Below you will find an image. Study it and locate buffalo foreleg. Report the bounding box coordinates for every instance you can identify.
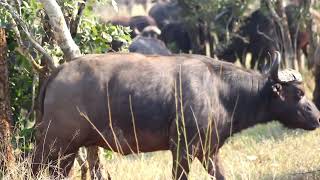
[76,149,89,180]
[170,126,199,180]
[87,146,104,180]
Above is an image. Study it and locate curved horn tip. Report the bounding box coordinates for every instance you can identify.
[269,51,282,81]
[274,51,281,64]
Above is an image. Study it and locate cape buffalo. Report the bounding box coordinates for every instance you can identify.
[32,52,320,180]
[108,15,158,38]
[217,8,281,70]
[129,26,172,55]
[149,2,197,53]
[149,1,182,29]
[108,15,158,51]
[217,4,309,70]
[160,22,192,53]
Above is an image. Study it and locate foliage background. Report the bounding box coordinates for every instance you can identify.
[0,0,131,153]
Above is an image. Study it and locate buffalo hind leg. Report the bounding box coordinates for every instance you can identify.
[76,149,89,180]
[54,152,77,177]
[32,140,78,178]
[199,152,225,180]
[32,125,79,178]
[171,149,192,180]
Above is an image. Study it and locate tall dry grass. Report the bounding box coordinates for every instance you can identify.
[3,122,320,180]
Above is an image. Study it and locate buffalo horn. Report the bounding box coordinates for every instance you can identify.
[269,51,281,81]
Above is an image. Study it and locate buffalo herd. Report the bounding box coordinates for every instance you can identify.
[32,1,319,180]
[108,1,309,70]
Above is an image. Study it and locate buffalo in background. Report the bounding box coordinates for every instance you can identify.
[149,1,193,53]
[117,0,170,14]
[148,1,182,29]
[149,1,239,55]
[108,15,158,38]
[109,0,310,70]
[216,8,281,70]
[159,22,192,53]
[108,15,158,51]
[217,3,310,70]
[129,25,172,55]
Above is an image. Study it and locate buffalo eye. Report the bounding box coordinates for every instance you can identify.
[296,89,305,99]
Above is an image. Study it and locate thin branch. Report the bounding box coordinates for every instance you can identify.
[0,1,56,70]
[265,0,283,29]
[265,0,295,68]
[16,47,44,72]
[311,8,320,23]
[26,75,37,120]
[8,17,44,72]
[229,33,249,44]
[13,0,21,16]
[256,25,274,42]
[70,0,87,38]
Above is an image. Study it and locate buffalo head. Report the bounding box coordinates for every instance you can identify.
[268,51,320,130]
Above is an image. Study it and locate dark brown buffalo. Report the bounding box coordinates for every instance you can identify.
[216,8,281,70]
[108,16,130,27]
[108,15,158,51]
[160,22,192,53]
[149,1,182,29]
[108,15,157,38]
[149,2,194,53]
[32,52,320,180]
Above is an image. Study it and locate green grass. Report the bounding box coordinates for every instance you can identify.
[221,122,320,180]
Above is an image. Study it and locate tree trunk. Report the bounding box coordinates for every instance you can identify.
[0,28,15,169]
[313,45,320,108]
[39,0,81,62]
[306,0,316,68]
[266,0,295,68]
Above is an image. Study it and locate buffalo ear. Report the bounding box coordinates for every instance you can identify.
[272,83,284,100]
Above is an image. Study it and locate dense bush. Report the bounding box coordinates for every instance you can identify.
[0,0,131,152]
